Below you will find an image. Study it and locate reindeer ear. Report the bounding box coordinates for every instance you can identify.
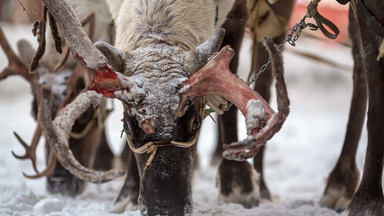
[16,39,36,66]
[95,41,126,72]
[192,28,225,71]
[196,28,225,59]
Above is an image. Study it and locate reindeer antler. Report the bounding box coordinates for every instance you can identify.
[2,10,101,179]
[43,0,107,70]
[34,0,132,183]
[222,38,289,160]
[1,24,55,177]
[12,125,42,174]
[176,38,290,161]
[0,27,30,81]
[40,85,124,183]
[12,124,57,179]
[53,12,96,72]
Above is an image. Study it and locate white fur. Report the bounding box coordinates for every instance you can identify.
[245,99,267,134]
[106,0,125,20]
[101,0,240,211]
[107,0,235,52]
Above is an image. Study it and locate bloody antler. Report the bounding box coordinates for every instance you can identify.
[42,0,106,70]
[39,85,124,183]
[42,0,125,97]
[223,38,289,160]
[176,46,275,117]
[53,12,96,72]
[37,0,128,183]
[176,38,290,161]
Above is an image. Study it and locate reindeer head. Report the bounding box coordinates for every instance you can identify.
[37,0,289,214]
[0,10,110,196]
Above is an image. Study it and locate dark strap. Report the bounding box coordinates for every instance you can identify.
[306,1,340,39]
[214,4,219,26]
[351,0,384,37]
[336,0,350,5]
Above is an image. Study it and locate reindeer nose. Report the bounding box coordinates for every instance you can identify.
[140,119,155,134]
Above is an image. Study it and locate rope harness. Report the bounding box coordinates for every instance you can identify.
[126,129,201,155]
[69,100,113,139]
[126,128,201,204]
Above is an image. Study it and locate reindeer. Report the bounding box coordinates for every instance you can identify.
[318,0,384,215]
[235,1,384,214]
[0,0,115,197]
[34,0,290,215]
[202,1,382,215]
[236,0,384,214]
[209,0,296,203]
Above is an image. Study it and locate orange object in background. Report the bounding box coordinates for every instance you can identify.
[290,0,350,43]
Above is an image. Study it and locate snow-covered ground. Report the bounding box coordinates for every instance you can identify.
[0,20,370,216]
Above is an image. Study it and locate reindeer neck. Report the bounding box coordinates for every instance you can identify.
[114,0,216,52]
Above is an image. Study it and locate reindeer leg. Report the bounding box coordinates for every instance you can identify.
[346,2,384,215]
[251,37,275,202]
[110,143,140,213]
[210,0,246,165]
[320,10,365,212]
[347,47,384,215]
[215,0,261,208]
[222,37,289,160]
[93,131,115,171]
[250,0,294,201]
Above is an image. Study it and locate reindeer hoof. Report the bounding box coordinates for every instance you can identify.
[110,197,139,213]
[217,161,260,208]
[320,188,351,212]
[320,161,360,212]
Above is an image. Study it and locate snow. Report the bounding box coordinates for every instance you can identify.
[33,198,64,214]
[37,69,72,102]
[0,23,371,216]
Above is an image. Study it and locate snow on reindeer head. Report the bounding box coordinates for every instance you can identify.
[37,0,289,215]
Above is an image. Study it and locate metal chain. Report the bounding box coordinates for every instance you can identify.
[248,16,308,86]
[226,16,308,111]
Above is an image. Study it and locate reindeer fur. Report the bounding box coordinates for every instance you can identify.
[109,0,234,52]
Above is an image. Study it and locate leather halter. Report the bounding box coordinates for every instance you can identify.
[306,0,340,39]
[350,0,384,38]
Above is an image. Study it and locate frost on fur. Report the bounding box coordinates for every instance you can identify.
[53,91,103,144]
[245,99,267,134]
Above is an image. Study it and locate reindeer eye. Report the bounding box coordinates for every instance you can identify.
[192,118,201,131]
[123,122,129,133]
[121,121,131,139]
